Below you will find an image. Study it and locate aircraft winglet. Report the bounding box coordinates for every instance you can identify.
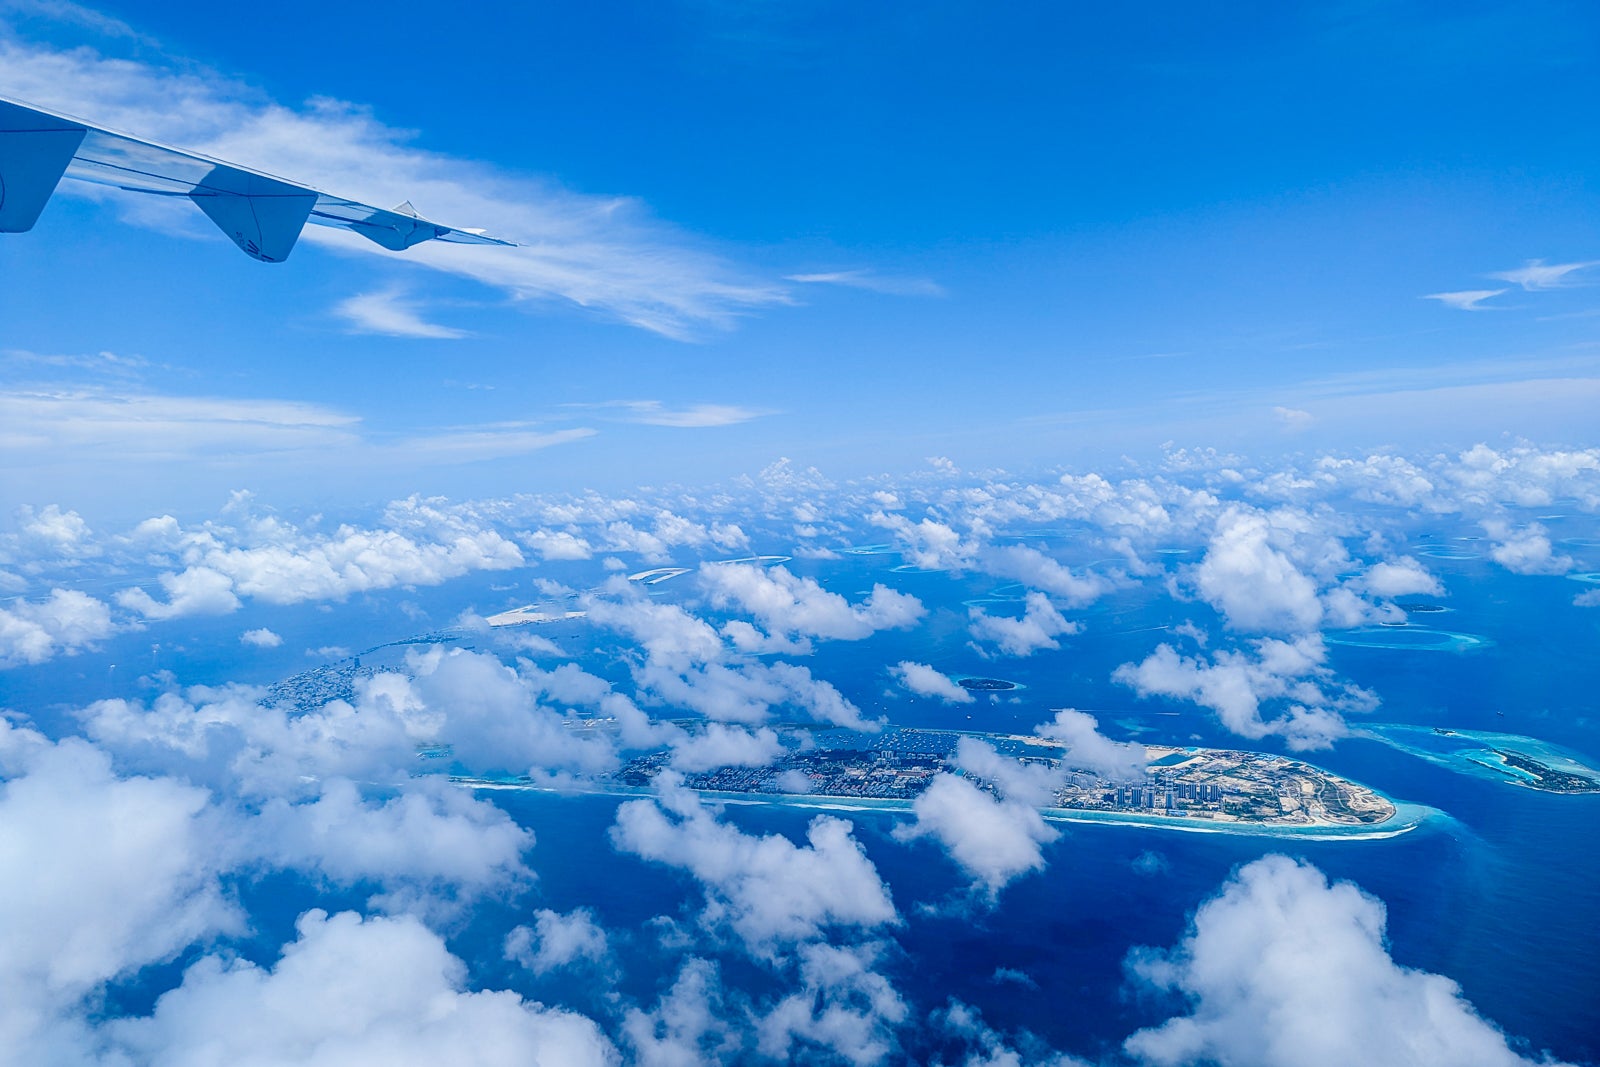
[0,95,516,262]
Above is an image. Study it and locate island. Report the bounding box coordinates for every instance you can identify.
[456,724,1414,837]
[1367,724,1600,794]
[958,677,1018,692]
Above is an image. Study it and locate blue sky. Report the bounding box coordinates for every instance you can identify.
[3,0,1599,511]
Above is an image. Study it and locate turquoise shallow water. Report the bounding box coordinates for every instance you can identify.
[1325,626,1492,651]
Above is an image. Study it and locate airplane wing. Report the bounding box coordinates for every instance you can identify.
[0,94,514,262]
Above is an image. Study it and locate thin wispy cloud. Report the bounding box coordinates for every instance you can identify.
[0,388,360,458]
[333,289,468,339]
[1273,406,1314,431]
[3,348,152,376]
[582,400,771,428]
[1487,258,1599,291]
[387,425,596,463]
[0,387,595,464]
[0,0,157,46]
[1422,289,1507,311]
[0,33,790,340]
[787,270,947,298]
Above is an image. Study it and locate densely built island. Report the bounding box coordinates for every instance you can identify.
[608,726,1396,829]
[448,724,1421,838]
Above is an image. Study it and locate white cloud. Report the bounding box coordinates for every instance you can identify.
[14,503,97,560]
[610,775,897,954]
[505,908,610,976]
[1357,557,1444,598]
[968,591,1078,657]
[118,566,242,620]
[128,504,526,612]
[786,269,946,297]
[622,958,739,1066]
[1124,856,1573,1067]
[952,737,1064,807]
[1481,519,1573,575]
[701,563,924,648]
[595,400,769,428]
[246,777,533,917]
[893,773,1058,898]
[1273,406,1314,431]
[107,909,616,1066]
[978,544,1108,607]
[0,588,116,667]
[333,288,468,339]
[585,588,727,665]
[0,730,239,1060]
[0,387,358,457]
[1487,258,1599,291]
[1192,509,1324,633]
[240,627,283,648]
[935,998,1092,1066]
[1035,709,1147,780]
[0,386,593,468]
[406,647,619,778]
[1113,635,1372,750]
[756,941,909,1065]
[668,723,784,773]
[889,661,974,704]
[870,512,976,571]
[1421,289,1507,311]
[523,529,594,560]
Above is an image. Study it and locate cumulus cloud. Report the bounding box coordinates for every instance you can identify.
[240,626,284,648]
[1191,509,1324,633]
[13,503,98,560]
[890,662,974,704]
[668,723,785,773]
[664,661,872,730]
[0,730,238,1060]
[934,999,1092,1067]
[1481,520,1573,575]
[406,647,619,778]
[118,565,242,620]
[1124,856,1573,1067]
[622,958,739,1066]
[700,563,923,651]
[952,737,1064,807]
[968,592,1079,657]
[1357,557,1444,598]
[893,773,1058,898]
[869,512,976,571]
[246,777,533,917]
[1035,709,1148,780]
[610,775,897,953]
[0,588,116,667]
[107,909,616,1066]
[505,908,610,976]
[977,544,1109,607]
[1113,636,1373,750]
[757,941,909,1065]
